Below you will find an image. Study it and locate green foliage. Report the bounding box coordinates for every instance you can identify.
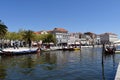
[18,29,26,40]
[42,33,56,44]
[33,34,42,41]
[0,21,8,38]
[21,30,35,48]
[5,32,22,40]
[4,28,57,45]
[0,20,57,45]
[22,30,35,42]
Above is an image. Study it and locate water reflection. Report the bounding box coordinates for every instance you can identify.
[0,47,119,80]
[0,62,6,79]
[41,52,57,70]
[102,49,117,80]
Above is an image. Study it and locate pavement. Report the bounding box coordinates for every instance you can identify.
[115,62,120,80]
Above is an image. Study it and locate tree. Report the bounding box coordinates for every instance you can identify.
[42,33,56,44]
[5,32,20,40]
[33,34,42,41]
[18,29,26,40]
[0,20,8,48]
[22,30,35,48]
[0,21,8,38]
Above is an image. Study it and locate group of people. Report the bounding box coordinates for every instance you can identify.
[13,41,19,49]
[0,40,26,49]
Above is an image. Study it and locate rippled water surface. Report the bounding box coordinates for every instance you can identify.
[0,47,120,80]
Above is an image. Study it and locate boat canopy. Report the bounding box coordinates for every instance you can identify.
[113,40,120,44]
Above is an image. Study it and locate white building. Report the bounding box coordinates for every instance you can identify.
[52,28,69,45]
[94,35,101,45]
[68,33,80,45]
[100,33,118,44]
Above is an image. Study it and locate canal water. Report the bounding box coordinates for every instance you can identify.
[0,47,120,80]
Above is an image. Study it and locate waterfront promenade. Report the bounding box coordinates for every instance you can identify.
[115,63,120,80]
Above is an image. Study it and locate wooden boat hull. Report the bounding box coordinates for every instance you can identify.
[62,48,74,51]
[74,48,80,50]
[0,50,37,56]
[105,49,115,54]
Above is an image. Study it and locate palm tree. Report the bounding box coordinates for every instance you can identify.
[0,22,8,38]
[0,21,8,48]
[22,30,35,48]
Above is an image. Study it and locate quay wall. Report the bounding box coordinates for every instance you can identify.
[115,62,120,80]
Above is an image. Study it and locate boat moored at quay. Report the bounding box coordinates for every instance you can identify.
[0,47,39,56]
[0,46,81,56]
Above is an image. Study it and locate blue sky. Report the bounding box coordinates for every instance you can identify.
[0,0,120,35]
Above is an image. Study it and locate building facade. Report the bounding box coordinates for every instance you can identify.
[68,33,80,45]
[52,28,69,45]
[100,33,118,44]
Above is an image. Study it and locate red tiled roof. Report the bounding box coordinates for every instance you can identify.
[53,28,68,33]
[47,30,52,33]
[34,32,40,35]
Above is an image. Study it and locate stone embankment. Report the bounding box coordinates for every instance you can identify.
[115,63,120,80]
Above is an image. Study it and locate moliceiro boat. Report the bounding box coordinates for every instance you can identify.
[0,47,40,56]
[105,46,116,54]
[74,47,80,50]
[62,46,80,51]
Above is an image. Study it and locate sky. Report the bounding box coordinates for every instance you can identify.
[0,0,120,35]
